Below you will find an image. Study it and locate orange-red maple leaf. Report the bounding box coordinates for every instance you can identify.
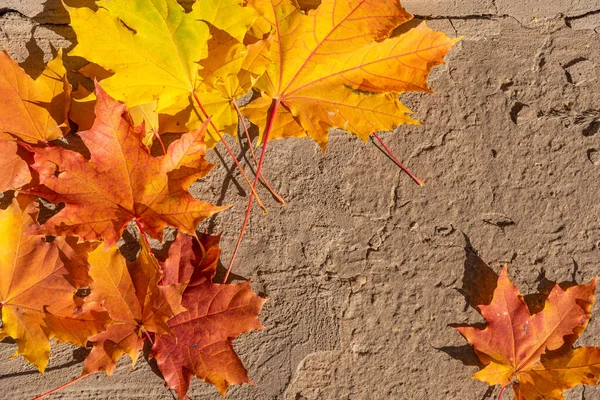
[456,266,600,399]
[151,233,266,398]
[0,196,108,372]
[27,83,227,246]
[82,238,187,376]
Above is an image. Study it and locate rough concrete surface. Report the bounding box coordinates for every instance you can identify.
[1,0,600,399]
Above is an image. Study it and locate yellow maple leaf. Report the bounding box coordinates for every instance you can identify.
[67,0,263,143]
[67,0,209,111]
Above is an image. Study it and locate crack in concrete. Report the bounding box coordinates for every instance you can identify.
[415,8,600,31]
[565,9,600,27]
[414,14,496,21]
[413,13,539,30]
[0,8,30,19]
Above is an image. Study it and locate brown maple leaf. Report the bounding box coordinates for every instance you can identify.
[151,233,266,398]
[26,83,227,246]
[456,266,600,399]
[82,238,187,375]
[0,196,108,372]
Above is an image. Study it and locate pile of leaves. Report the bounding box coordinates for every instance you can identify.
[0,0,461,398]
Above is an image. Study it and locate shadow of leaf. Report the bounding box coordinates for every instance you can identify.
[0,347,88,380]
[457,234,499,312]
[435,344,484,368]
[35,0,97,26]
[439,235,495,370]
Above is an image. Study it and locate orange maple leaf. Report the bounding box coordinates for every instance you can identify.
[243,0,459,149]
[0,196,108,372]
[82,238,187,376]
[0,50,71,143]
[0,134,31,192]
[456,266,600,399]
[151,233,266,398]
[27,83,227,246]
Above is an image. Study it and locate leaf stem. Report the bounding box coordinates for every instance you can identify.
[231,100,285,205]
[371,132,424,187]
[134,219,152,250]
[33,375,87,399]
[191,91,267,213]
[497,385,507,400]
[142,328,154,344]
[224,99,281,283]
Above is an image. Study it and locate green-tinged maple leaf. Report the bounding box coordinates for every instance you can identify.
[82,238,186,376]
[66,0,209,110]
[157,25,270,144]
[456,266,600,399]
[243,0,459,149]
[151,233,266,398]
[66,0,261,143]
[26,83,226,247]
[0,197,108,372]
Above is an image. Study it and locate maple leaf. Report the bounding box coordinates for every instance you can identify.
[456,266,600,399]
[65,0,275,209]
[82,238,187,375]
[0,134,31,192]
[242,0,459,149]
[0,50,71,143]
[0,197,107,372]
[67,0,265,143]
[69,63,163,150]
[66,0,209,111]
[193,0,260,43]
[157,26,270,144]
[27,83,226,246]
[151,233,266,398]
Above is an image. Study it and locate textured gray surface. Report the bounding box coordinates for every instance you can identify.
[1,1,600,399]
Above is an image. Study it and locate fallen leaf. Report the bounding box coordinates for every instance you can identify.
[513,348,600,399]
[67,0,265,143]
[193,0,259,43]
[27,83,226,246]
[70,64,161,147]
[0,50,71,143]
[67,0,209,111]
[0,197,104,372]
[243,0,459,149]
[456,266,600,399]
[152,233,266,398]
[82,238,187,375]
[0,134,31,192]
